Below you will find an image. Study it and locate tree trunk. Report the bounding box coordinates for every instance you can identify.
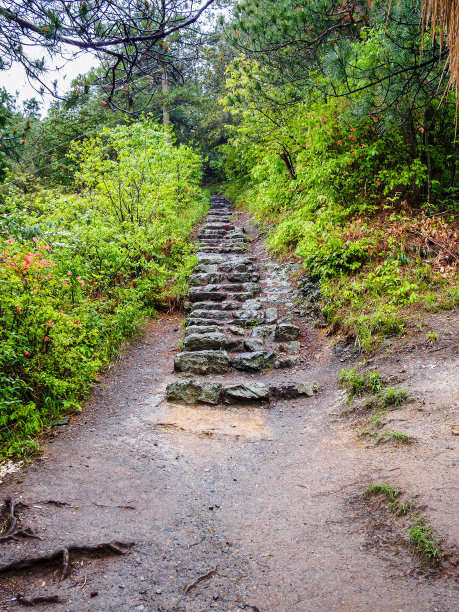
[279,149,297,180]
[161,63,170,129]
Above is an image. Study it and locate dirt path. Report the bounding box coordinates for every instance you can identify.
[0,198,458,611]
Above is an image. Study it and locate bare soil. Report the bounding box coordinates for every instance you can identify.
[0,210,458,611]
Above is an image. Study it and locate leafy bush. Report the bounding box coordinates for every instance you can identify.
[0,120,208,458]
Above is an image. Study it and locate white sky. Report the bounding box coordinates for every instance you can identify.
[1,52,99,116]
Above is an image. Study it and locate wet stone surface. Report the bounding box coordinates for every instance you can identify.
[167,196,319,405]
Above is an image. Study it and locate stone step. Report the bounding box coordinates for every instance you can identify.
[231,351,276,371]
[183,332,228,351]
[188,290,227,302]
[188,310,231,321]
[166,379,319,405]
[184,325,219,336]
[206,223,235,230]
[190,273,223,286]
[174,350,230,374]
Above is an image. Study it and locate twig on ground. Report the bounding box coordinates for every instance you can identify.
[0,541,134,580]
[184,566,218,594]
[16,594,61,607]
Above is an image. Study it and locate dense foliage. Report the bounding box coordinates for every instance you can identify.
[0,120,208,457]
[220,1,458,351]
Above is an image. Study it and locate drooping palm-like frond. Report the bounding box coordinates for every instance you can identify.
[422,0,459,91]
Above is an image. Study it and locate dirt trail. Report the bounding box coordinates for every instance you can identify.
[0,198,458,611]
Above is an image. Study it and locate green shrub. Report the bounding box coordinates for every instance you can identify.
[0,120,208,459]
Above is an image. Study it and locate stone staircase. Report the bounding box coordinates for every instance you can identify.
[166,196,318,405]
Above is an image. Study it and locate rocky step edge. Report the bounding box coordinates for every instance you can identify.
[166,379,319,405]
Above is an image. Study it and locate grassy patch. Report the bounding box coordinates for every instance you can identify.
[361,483,443,564]
[360,429,412,446]
[362,482,401,500]
[408,517,442,561]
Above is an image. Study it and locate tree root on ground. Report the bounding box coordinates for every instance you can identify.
[16,594,61,607]
[0,498,40,543]
[0,541,134,580]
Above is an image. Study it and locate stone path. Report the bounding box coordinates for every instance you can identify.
[167,196,317,406]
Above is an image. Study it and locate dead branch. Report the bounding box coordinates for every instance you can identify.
[0,541,134,580]
[408,229,459,261]
[16,594,61,607]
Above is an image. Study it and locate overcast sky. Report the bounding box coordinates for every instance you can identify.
[1,52,99,116]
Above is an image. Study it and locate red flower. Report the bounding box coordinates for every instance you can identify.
[24,350,30,355]
[44,336,50,342]
[46,321,54,327]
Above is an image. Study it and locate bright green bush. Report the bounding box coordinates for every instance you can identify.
[0,120,208,458]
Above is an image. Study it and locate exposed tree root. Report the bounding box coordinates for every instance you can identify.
[16,594,61,607]
[0,541,134,580]
[0,498,40,543]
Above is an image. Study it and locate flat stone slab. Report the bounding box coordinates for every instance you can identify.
[174,350,230,374]
[223,382,270,404]
[183,332,228,351]
[231,351,276,371]
[190,273,223,286]
[189,290,227,302]
[166,380,222,404]
[184,325,219,336]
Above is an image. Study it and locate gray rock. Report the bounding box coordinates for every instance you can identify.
[189,302,222,311]
[183,332,228,351]
[166,379,222,404]
[297,381,319,396]
[232,310,265,326]
[231,351,276,371]
[197,255,224,264]
[198,382,223,404]
[174,350,230,374]
[229,325,246,336]
[185,318,227,328]
[251,325,276,341]
[189,310,230,321]
[269,384,299,399]
[190,273,222,286]
[243,282,260,296]
[189,290,227,302]
[265,307,278,324]
[276,318,300,341]
[244,339,265,352]
[226,338,245,352]
[184,325,219,336]
[242,298,262,311]
[195,263,219,274]
[223,382,270,403]
[227,272,251,283]
[274,355,301,368]
[221,301,239,310]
